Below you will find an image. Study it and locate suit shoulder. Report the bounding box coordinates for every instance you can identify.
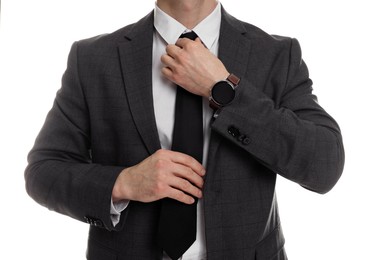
[243,21,292,44]
[73,23,134,49]
[74,10,153,50]
[225,12,293,46]
[241,21,298,54]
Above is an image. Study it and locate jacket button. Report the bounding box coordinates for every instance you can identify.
[94,220,103,227]
[84,216,103,227]
[238,134,250,145]
[228,126,240,138]
[242,136,250,145]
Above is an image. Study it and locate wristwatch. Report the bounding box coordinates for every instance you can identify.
[209,73,240,110]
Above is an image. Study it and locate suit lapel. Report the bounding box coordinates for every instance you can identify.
[203,9,253,253]
[207,8,252,167]
[118,12,161,155]
[218,8,251,84]
[116,9,251,157]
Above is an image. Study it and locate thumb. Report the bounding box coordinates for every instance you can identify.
[195,37,207,49]
[195,37,202,43]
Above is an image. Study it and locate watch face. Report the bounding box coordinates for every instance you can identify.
[212,81,235,105]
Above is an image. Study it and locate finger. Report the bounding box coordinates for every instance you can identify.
[160,53,176,68]
[165,44,181,58]
[175,37,194,48]
[171,176,203,199]
[177,37,204,50]
[161,67,174,81]
[167,187,196,205]
[171,162,204,188]
[169,151,205,176]
[154,149,205,176]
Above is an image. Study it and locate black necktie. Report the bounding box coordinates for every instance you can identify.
[157,31,203,260]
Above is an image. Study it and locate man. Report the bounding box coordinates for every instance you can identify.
[25,0,344,259]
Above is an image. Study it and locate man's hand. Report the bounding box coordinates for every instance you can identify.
[161,37,229,97]
[112,149,205,205]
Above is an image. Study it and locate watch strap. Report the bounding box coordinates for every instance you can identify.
[227,73,240,87]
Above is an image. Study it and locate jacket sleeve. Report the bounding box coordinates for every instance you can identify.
[24,41,126,231]
[211,38,344,194]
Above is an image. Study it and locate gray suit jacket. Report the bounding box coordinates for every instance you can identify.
[25,8,344,260]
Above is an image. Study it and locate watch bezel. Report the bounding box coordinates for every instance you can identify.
[209,73,240,110]
[210,80,235,107]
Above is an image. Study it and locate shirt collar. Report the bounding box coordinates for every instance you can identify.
[154,2,221,49]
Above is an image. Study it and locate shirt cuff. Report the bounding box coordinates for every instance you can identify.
[110,198,130,227]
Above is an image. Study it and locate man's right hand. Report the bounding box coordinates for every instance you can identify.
[112,149,205,205]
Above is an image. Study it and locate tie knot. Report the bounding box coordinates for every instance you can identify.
[179,31,198,41]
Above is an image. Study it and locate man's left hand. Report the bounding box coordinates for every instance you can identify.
[161,37,229,97]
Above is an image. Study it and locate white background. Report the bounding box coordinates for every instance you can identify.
[1,0,370,259]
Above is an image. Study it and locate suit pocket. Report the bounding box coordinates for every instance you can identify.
[86,239,117,260]
[255,224,287,260]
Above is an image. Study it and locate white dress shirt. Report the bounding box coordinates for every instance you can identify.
[111,3,222,259]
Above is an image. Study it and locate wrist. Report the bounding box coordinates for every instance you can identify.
[203,71,230,98]
[112,168,131,202]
